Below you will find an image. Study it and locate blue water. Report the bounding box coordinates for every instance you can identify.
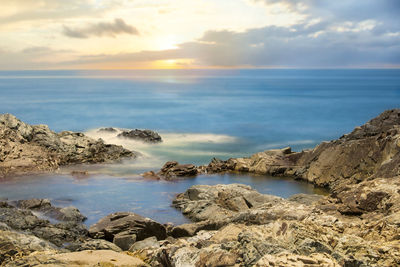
[0,173,327,225]
[0,69,399,225]
[1,69,399,162]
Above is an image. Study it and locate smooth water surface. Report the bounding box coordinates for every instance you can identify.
[0,173,326,225]
[1,69,399,167]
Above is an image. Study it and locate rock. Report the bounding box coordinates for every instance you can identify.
[8,250,149,267]
[89,212,167,250]
[205,109,400,191]
[14,198,87,223]
[287,193,325,206]
[254,252,340,267]
[158,161,198,179]
[73,239,123,252]
[172,184,282,222]
[129,236,160,251]
[118,129,162,143]
[0,200,89,247]
[142,171,161,180]
[0,114,135,177]
[206,157,235,173]
[0,229,59,264]
[98,127,118,133]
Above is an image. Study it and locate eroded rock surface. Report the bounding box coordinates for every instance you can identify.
[134,182,400,266]
[89,212,167,251]
[227,109,400,190]
[0,114,135,177]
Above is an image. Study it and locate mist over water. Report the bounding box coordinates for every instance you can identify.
[0,69,399,224]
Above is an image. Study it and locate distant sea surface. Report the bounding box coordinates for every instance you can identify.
[1,69,399,166]
[0,69,399,224]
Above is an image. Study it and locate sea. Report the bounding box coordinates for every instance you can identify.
[0,69,399,224]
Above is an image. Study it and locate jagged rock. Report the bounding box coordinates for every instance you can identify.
[0,114,135,177]
[118,129,162,143]
[158,161,198,179]
[0,200,89,247]
[206,157,235,173]
[89,212,167,251]
[205,109,399,193]
[172,184,282,222]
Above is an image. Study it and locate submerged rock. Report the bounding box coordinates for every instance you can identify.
[0,114,135,178]
[118,129,162,143]
[89,212,167,251]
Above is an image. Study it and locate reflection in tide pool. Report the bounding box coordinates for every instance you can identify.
[0,173,327,226]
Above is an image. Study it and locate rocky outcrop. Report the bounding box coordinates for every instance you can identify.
[0,200,88,248]
[14,198,87,223]
[0,114,135,177]
[89,212,167,251]
[133,182,400,266]
[206,109,400,191]
[158,161,198,180]
[118,129,162,143]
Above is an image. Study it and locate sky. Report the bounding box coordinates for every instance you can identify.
[0,0,399,69]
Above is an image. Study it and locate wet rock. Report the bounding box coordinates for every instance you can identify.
[118,129,162,143]
[142,171,161,180]
[89,212,167,250]
[15,198,87,223]
[0,200,89,247]
[158,161,198,179]
[206,157,235,173]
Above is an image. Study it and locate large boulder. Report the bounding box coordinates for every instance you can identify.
[89,212,167,251]
[0,114,135,177]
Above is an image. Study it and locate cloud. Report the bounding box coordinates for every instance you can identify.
[63,18,139,38]
[60,17,400,68]
[0,0,115,25]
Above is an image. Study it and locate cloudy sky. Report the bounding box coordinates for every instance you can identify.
[0,0,399,69]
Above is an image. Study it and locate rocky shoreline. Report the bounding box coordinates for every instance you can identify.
[0,114,136,178]
[0,109,399,266]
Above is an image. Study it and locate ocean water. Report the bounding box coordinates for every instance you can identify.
[0,69,399,224]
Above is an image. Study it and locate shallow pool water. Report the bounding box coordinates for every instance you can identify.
[0,173,326,226]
